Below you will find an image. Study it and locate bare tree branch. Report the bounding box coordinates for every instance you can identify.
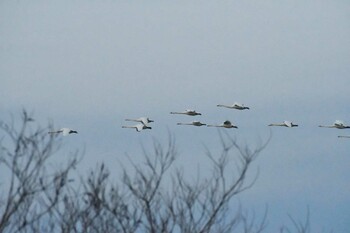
[1,110,322,233]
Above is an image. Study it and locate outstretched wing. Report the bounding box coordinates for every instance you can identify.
[284,121,292,127]
[223,120,232,126]
[138,117,147,125]
[334,120,344,127]
[136,124,144,132]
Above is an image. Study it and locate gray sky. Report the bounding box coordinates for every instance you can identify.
[1,0,350,231]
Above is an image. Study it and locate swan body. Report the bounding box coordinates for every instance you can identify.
[217,102,249,110]
[125,117,154,125]
[48,128,78,136]
[268,121,298,127]
[122,123,152,132]
[207,120,238,128]
[319,120,350,129]
[177,121,206,127]
[170,109,201,116]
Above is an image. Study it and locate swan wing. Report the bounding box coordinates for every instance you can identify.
[193,121,205,126]
[185,109,196,114]
[223,120,232,126]
[139,117,148,124]
[334,120,344,126]
[283,121,292,127]
[136,124,144,132]
[61,128,70,136]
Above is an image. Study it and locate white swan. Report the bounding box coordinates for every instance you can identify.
[338,135,350,138]
[48,128,78,136]
[319,120,350,129]
[170,109,202,116]
[177,121,206,127]
[217,102,249,110]
[125,117,154,125]
[207,120,238,129]
[268,121,298,127]
[122,123,152,132]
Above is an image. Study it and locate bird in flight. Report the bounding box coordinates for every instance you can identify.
[177,121,206,127]
[125,117,154,125]
[48,128,78,136]
[217,102,250,110]
[319,120,350,129]
[122,123,152,132]
[268,121,298,127]
[338,135,350,138]
[170,109,202,116]
[207,120,238,128]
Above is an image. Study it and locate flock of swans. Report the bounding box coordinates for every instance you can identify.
[48,102,350,138]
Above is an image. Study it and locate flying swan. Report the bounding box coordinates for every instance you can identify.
[268,121,298,127]
[217,102,250,110]
[170,109,202,116]
[177,121,206,127]
[122,123,152,132]
[48,128,78,136]
[125,117,154,125]
[207,120,238,128]
[319,120,350,129]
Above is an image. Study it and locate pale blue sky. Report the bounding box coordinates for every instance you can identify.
[1,0,350,232]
